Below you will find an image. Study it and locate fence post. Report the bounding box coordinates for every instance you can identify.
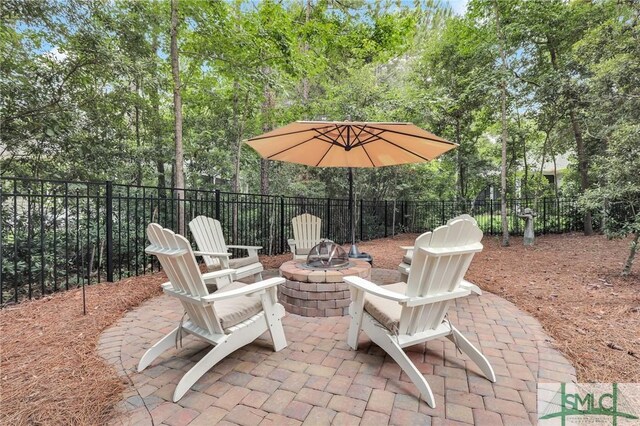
[359,199,364,241]
[105,181,114,282]
[543,198,547,234]
[326,198,331,240]
[215,189,220,220]
[280,197,285,253]
[490,199,494,235]
[384,200,388,237]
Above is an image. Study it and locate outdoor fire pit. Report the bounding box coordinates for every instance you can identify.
[278,242,371,317]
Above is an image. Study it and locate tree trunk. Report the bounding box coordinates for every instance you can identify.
[170,0,185,234]
[301,0,311,107]
[455,117,465,208]
[494,0,510,247]
[623,233,639,276]
[231,81,241,193]
[150,35,166,199]
[230,81,249,242]
[547,41,593,235]
[569,108,594,235]
[260,68,274,195]
[134,77,142,186]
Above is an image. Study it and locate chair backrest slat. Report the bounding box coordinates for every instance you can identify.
[146,223,224,335]
[189,216,228,269]
[400,218,483,335]
[292,213,322,251]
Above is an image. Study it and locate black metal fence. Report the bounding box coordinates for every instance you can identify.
[1,176,588,305]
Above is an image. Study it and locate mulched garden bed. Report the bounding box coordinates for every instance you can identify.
[0,233,638,425]
[0,273,165,425]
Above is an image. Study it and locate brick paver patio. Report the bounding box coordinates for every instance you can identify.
[100,269,575,425]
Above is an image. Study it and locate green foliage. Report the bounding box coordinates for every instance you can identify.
[581,125,640,239]
[1,0,638,212]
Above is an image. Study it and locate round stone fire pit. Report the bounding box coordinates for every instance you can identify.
[278,259,371,317]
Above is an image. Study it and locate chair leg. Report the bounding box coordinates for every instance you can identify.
[447,325,496,382]
[173,321,268,401]
[261,296,287,352]
[347,299,364,350]
[373,330,436,408]
[138,327,180,372]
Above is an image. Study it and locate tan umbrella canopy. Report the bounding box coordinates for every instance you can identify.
[246,121,457,168]
[246,121,457,259]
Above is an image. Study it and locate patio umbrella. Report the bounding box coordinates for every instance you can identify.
[246,121,457,259]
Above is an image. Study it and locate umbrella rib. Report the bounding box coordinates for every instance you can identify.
[313,126,347,147]
[364,125,456,145]
[352,126,377,167]
[266,136,317,159]
[352,125,369,145]
[267,127,341,159]
[315,143,334,167]
[361,144,377,167]
[351,125,385,146]
[359,128,434,162]
[335,125,348,148]
[248,125,333,141]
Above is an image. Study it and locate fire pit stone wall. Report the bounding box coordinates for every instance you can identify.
[278,260,371,317]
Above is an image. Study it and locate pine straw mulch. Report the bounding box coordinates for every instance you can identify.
[267,233,638,383]
[0,273,165,425]
[1,233,638,425]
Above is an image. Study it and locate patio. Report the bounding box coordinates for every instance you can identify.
[101,269,575,426]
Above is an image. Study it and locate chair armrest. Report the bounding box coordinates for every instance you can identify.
[227,245,262,257]
[419,243,483,257]
[399,246,414,258]
[201,277,285,303]
[460,280,482,295]
[201,268,236,281]
[194,251,231,258]
[343,276,409,302]
[287,239,296,252]
[227,245,263,251]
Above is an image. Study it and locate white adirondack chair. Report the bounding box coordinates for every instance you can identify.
[398,214,478,282]
[189,215,263,282]
[345,218,496,408]
[138,223,288,402]
[287,213,329,260]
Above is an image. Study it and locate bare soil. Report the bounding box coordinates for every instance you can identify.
[0,233,638,425]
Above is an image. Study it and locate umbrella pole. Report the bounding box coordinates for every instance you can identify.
[348,168,361,257]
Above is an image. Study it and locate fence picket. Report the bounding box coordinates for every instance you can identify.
[0,176,605,305]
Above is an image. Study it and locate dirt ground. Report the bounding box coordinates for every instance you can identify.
[0,233,638,425]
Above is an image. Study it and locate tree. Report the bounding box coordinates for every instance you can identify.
[581,126,640,276]
[578,1,640,275]
[493,0,511,247]
[170,0,185,234]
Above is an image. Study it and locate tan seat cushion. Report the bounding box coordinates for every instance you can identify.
[212,281,263,329]
[363,282,407,331]
[296,247,311,256]
[207,255,260,271]
[402,255,412,265]
[229,255,260,270]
